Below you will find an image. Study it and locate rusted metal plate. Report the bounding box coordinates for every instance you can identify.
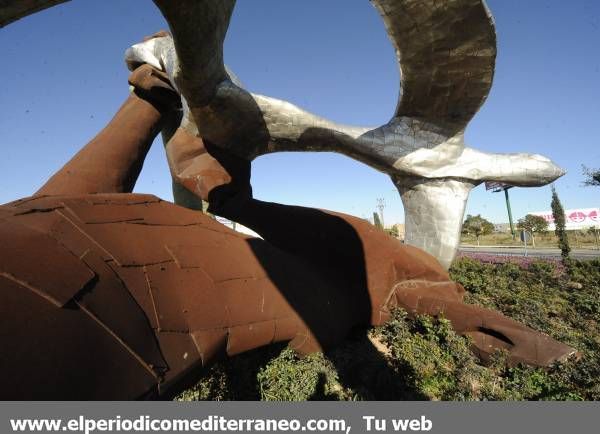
[156,331,202,392]
[145,262,226,333]
[77,250,167,373]
[72,222,174,266]
[165,237,264,281]
[14,209,98,258]
[191,329,228,365]
[112,264,159,329]
[217,277,278,327]
[63,197,205,226]
[0,274,157,400]
[63,201,145,224]
[144,263,190,333]
[227,321,276,356]
[0,219,95,307]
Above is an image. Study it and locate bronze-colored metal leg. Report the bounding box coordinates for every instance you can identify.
[36,65,179,196]
[393,285,577,366]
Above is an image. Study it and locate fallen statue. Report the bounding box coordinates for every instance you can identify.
[0,61,575,400]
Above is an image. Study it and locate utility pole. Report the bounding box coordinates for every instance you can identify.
[377,198,386,229]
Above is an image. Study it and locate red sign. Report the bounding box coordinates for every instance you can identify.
[568,211,586,223]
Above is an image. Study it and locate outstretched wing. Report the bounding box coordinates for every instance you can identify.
[0,0,69,27]
[371,0,496,133]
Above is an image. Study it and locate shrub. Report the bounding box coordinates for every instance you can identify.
[551,186,571,265]
[177,257,600,401]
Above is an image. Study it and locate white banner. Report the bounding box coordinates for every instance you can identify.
[531,208,600,231]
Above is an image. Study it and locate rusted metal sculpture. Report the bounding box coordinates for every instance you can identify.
[0,60,575,399]
[0,1,576,400]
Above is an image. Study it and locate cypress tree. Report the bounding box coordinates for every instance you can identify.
[373,212,383,229]
[551,186,571,264]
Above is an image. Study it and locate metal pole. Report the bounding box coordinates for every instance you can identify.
[377,198,386,229]
[504,188,515,239]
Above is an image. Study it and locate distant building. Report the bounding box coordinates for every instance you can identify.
[391,223,405,240]
[493,223,512,233]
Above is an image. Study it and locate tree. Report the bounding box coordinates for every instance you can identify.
[582,165,600,187]
[462,214,494,246]
[386,225,400,239]
[588,226,600,250]
[517,214,548,247]
[551,186,570,263]
[373,212,383,229]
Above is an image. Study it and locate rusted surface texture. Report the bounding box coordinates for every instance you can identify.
[167,125,577,370]
[0,97,575,394]
[0,3,575,399]
[0,197,165,399]
[36,65,178,197]
[3,108,570,399]
[0,194,337,398]
[166,128,251,214]
[0,191,576,399]
[0,273,158,400]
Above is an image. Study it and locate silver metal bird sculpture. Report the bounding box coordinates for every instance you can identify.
[0,0,565,268]
[124,0,563,268]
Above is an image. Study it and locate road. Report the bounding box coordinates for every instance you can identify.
[459,246,600,261]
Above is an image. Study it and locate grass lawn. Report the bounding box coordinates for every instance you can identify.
[177,256,600,401]
[461,231,600,249]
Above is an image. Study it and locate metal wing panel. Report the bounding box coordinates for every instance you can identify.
[152,0,235,106]
[371,0,496,132]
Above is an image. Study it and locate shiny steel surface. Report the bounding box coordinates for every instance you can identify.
[125,0,565,268]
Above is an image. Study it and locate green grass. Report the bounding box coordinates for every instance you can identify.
[460,231,600,249]
[177,258,600,401]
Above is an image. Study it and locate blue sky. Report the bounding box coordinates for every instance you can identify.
[0,0,598,224]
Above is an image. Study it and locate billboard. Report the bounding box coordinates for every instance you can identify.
[215,216,261,238]
[484,181,512,192]
[530,208,600,231]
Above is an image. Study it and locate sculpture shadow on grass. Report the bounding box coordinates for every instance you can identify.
[181,332,429,401]
[198,145,425,398]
